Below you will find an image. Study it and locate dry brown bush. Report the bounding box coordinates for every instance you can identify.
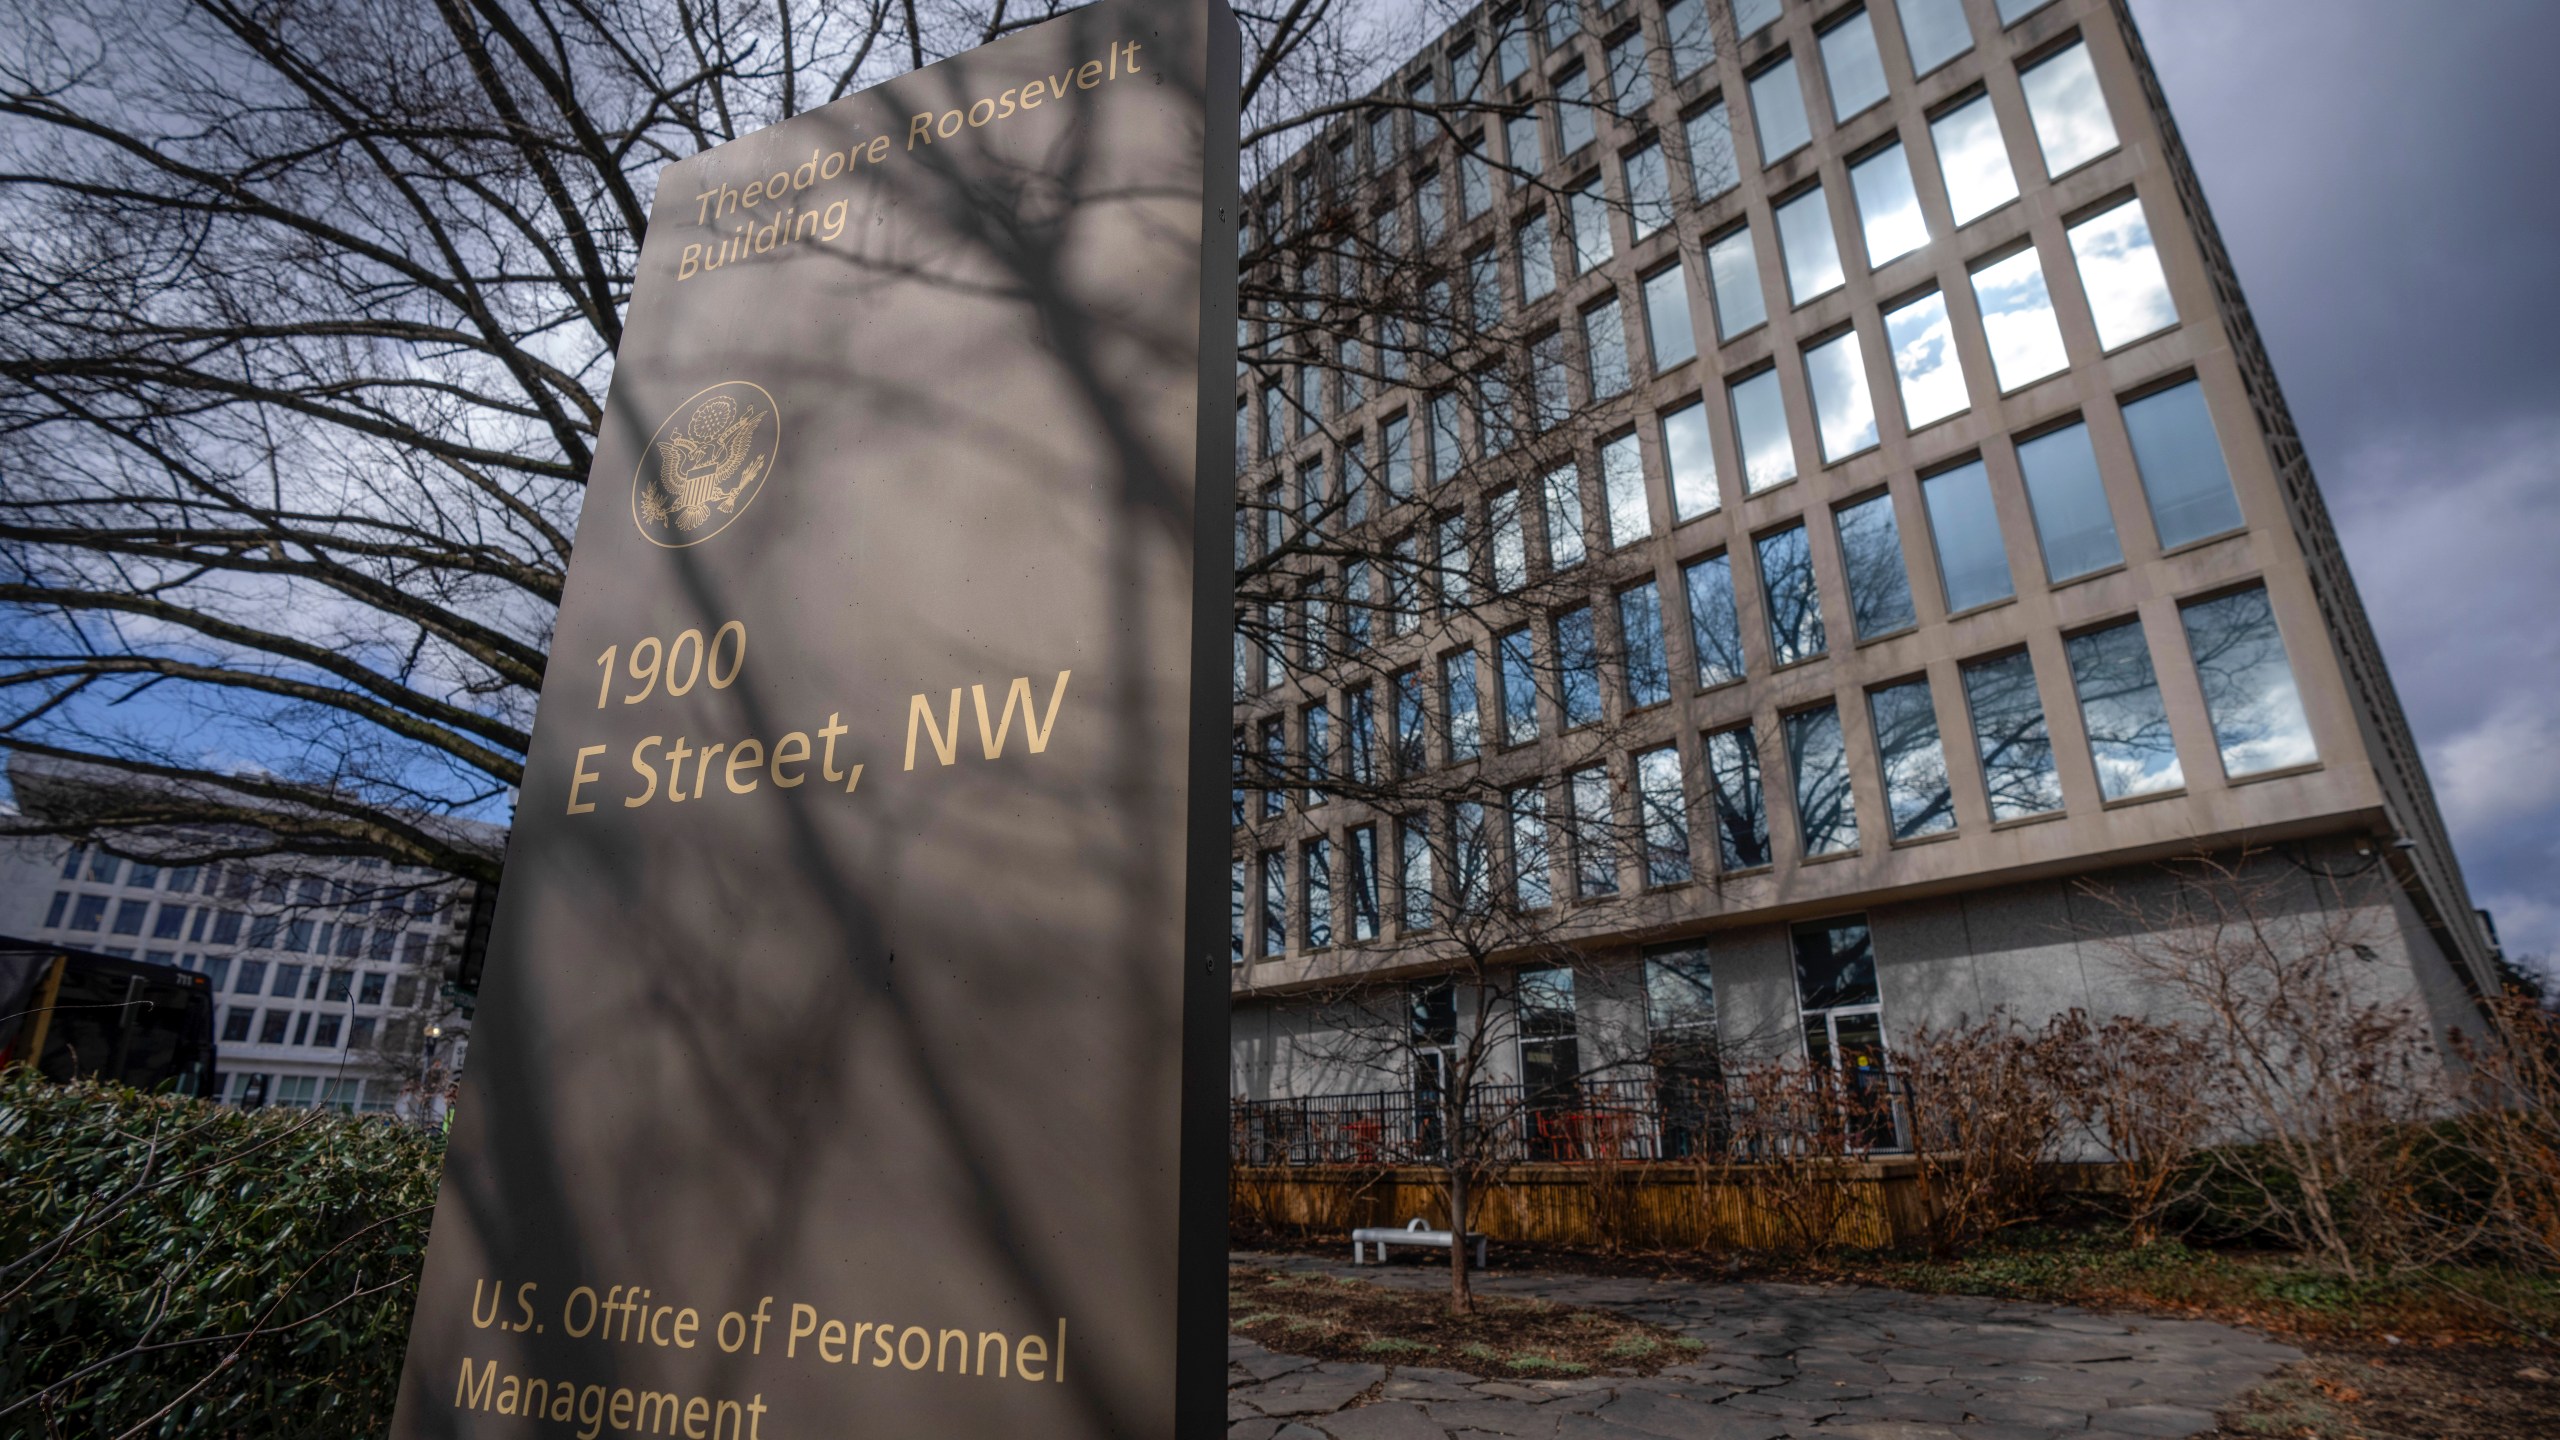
[1695,1061,1877,1255]
[2452,992,2560,1271]
[1897,1013,2079,1256]
[2046,1009,2219,1244]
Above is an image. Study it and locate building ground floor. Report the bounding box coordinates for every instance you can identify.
[1228,840,2486,1158]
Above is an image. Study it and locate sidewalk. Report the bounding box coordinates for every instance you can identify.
[1228,1251,2300,1440]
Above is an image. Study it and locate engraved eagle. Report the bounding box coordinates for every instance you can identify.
[646,395,768,532]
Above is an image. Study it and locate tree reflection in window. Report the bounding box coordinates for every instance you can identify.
[1706,726,1770,869]
[1683,552,1747,686]
[2181,586,2316,776]
[1756,523,1828,665]
[2066,619,2183,800]
[1868,678,1956,838]
[1961,650,2065,820]
[1554,606,1602,726]
[1835,493,1916,639]
[1786,704,1860,856]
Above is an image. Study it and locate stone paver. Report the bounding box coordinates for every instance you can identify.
[1228,1253,2298,1440]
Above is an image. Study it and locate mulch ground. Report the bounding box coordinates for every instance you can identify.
[2205,1345,2559,1439]
[1229,1265,1699,1378]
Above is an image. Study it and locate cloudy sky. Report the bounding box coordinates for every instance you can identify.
[2127,0,2560,969]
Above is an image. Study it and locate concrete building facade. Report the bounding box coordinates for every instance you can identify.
[1227,0,2496,1115]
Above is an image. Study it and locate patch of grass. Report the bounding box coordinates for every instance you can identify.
[1605,1335,1661,1359]
[1359,1337,1430,1355]
[1506,1354,1590,1375]
[1228,1265,1689,1377]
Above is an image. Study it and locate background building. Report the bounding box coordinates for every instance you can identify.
[1228,0,2498,1118]
[0,756,496,1117]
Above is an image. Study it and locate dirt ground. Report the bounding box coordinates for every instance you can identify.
[1229,1264,1697,1377]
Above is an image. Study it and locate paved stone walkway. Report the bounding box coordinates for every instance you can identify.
[1229,1253,2300,1440]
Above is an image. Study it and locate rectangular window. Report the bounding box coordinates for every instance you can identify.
[1682,553,1747,686]
[1625,142,1673,238]
[1970,246,2070,391]
[1345,561,1373,653]
[2017,420,2124,581]
[42,891,67,929]
[1429,392,1464,484]
[1453,802,1492,914]
[324,969,352,1002]
[1620,581,1671,707]
[1570,765,1619,896]
[1304,701,1331,805]
[1641,262,1697,369]
[1636,746,1693,885]
[69,894,107,931]
[1835,492,1917,639]
[1260,851,1287,956]
[1962,650,2065,819]
[1543,0,1578,53]
[1343,439,1369,526]
[1849,143,1928,267]
[1730,368,1795,493]
[1436,511,1472,611]
[1297,457,1325,530]
[234,958,266,995]
[2020,41,2117,176]
[2068,620,2184,800]
[1820,11,1890,121]
[1517,211,1556,304]
[1508,786,1553,909]
[1260,716,1286,818]
[1686,100,1738,201]
[1260,601,1284,689]
[111,898,148,936]
[1477,368,1516,455]
[1786,704,1860,856]
[1558,66,1597,155]
[1383,413,1413,499]
[1601,431,1651,547]
[360,970,386,1005]
[1804,328,1879,462]
[1774,186,1845,303]
[222,1007,253,1043]
[1417,167,1447,246]
[1897,0,1973,75]
[1491,489,1528,593]
[248,913,280,948]
[1756,523,1827,665]
[313,1013,343,1050]
[88,851,120,884]
[1705,726,1771,869]
[1582,297,1631,398]
[1884,290,1969,429]
[1607,29,1652,113]
[1931,92,2018,225]
[1570,178,1613,272]
[1735,0,1782,34]
[2122,380,2243,547]
[2181,586,2317,776]
[2068,198,2176,349]
[1499,628,1541,745]
[1750,58,1812,165]
[1497,18,1531,88]
[59,845,83,881]
[1921,459,2013,612]
[1346,685,1378,786]
[1646,943,1717,1059]
[1443,650,1482,761]
[152,903,187,940]
[1468,245,1503,328]
[1531,330,1571,429]
[1869,679,1956,838]
[1664,0,1714,76]
[1394,669,1428,773]
[1554,607,1602,727]
[1543,465,1588,569]
[1348,826,1381,941]
[1400,815,1435,930]
[1338,338,1364,413]
[1303,839,1334,949]
[259,1009,290,1045]
[1661,400,1719,521]
[1706,224,1766,339]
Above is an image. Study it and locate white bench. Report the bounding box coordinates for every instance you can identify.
[1350,1216,1488,1267]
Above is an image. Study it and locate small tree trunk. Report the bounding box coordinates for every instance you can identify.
[1448,1165,1473,1313]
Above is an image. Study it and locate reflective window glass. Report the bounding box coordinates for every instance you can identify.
[1820,11,1890,121]
[1921,459,2014,612]
[1643,262,1697,369]
[1602,431,1651,547]
[1706,726,1771,869]
[1401,815,1434,929]
[1751,58,1813,165]
[1970,246,2070,391]
[1572,765,1618,897]
[1805,328,1880,463]
[1584,297,1632,398]
[1895,0,1973,75]
[1836,492,1917,639]
[1303,839,1333,949]
[1930,93,2018,225]
[1430,392,1464,483]
[2020,41,2117,176]
[1869,679,1955,838]
[1497,13,1531,87]
[1997,0,2055,20]
[1544,1,1579,53]
[1622,582,1671,706]
[1961,650,2064,820]
[1687,100,1739,201]
[1661,399,1719,519]
[1259,850,1285,955]
[2067,620,2183,800]
[2011,423,2118,584]
[1558,66,1598,155]
[1786,705,1860,856]
[1509,787,1553,909]
[1707,224,1768,338]
[1793,918,1878,1010]
[1349,826,1380,940]
[1443,649,1481,761]
[1543,464,1588,568]
[1775,186,1846,303]
[1570,178,1614,271]
[1730,368,1796,492]
[1507,111,1545,180]
[2122,380,2243,547]
[1531,329,1571,428]
[1626,142,1674,238]
[2181,586,2317,776]
[1636,748,1693,886]
[1555,606,1603,726]
[2068,197,2176,349]
[1735,0,1783,37]
[1491,488,1529,593]
[1849,143,1928,267]
[1460,141,1494,218]
[1756,523,1827,665]
[1609,29,1653,112]
[1884,290,1969,428]
[1683,553,1747,687]
[1499,627,1541,744]
[1518,210,1556,303]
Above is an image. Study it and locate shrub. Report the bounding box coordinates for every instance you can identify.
[0,1072,441,1439]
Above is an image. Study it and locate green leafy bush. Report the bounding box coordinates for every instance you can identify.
[0,1072,442,1438]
